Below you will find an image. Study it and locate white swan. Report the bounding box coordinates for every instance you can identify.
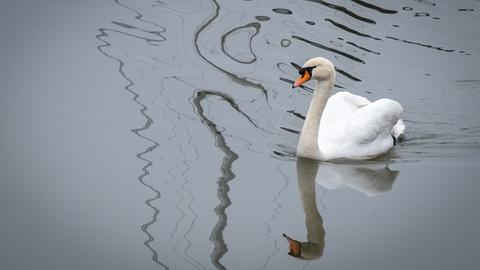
[292,57,405,160]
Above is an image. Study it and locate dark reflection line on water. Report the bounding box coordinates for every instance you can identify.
[201,89,261,129]
[324,18,381,41]
[193,0,271,104]
[413,12,430,17]
[272,8,293,15]
[255,15,271,21]
[192,90,241,270]
[272,150,296,159]
[350,0,398,14]
[335,67,362,82]
[346,41,381,55]
[386,36,456,53]
[287,110,306,120]
[111,20,167,39]
[455,79,480,83]
[111,20,137,29]
[256,165,291,270]
[292,35,366,64]
[99,28,164,46]
[96,29,169,270]
[174,75,273,137]
[220,22,260,64]
[290,61,302,71]
[281,127,301,135]
[174,73,264,159]
[114,0,167,37]
[305,0,376,24]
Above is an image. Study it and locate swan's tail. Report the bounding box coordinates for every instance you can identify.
[392,119,405,142]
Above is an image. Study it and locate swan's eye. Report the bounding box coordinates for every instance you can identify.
[299,66,316,76]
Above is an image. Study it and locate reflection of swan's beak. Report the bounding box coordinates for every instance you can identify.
[292,72,311,88]
[283,232,325,260]
[283,158,399,262]
[283,233,302,258]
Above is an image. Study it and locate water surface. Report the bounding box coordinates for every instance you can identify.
[1,0,480,269]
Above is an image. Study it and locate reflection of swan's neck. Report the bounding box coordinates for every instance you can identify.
[297,79,333,160]
[291,158,325,260]
[298,160,325,245]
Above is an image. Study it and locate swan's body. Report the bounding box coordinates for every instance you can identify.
[293,57,405,160]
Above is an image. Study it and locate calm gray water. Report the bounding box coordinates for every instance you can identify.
[1,0,480,269]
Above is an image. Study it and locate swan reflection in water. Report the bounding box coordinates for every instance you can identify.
[283,157,399,260]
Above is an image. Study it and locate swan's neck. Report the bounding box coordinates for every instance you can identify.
[297,79,333,160]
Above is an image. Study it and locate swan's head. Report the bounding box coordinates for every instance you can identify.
[292,57,335,88]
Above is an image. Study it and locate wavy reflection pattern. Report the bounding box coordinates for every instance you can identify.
[96,26,169,270]
[192,91,241,270]
[96,0,480,269]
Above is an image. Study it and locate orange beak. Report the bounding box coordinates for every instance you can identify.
[283,233,301,257]
[292,72,311,88]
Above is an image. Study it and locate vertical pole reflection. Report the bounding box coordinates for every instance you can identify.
[192,90,241,270]
[96,29,168,269]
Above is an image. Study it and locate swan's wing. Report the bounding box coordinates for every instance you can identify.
[317,92,402,159]
[344,98,403,152]
[318,91,371,141]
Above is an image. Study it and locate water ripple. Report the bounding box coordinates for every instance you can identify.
[96,27,169,270]
[192,90,242,270]
[256,165,290,270]
[345,40,381,55]
[292,35,366,64]
[385,36,457,53]
[351,0,398,14]
[306,0,376,24]
[325,18,381,41]
[220,22,260,64]
[193,0,270,99]
[114,0,167,37]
